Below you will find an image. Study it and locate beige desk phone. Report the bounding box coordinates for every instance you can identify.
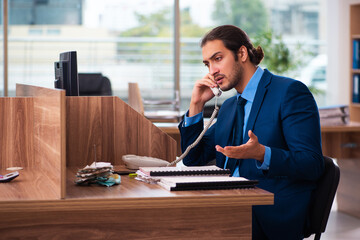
[210,86,221,97]
[123,87,222,169]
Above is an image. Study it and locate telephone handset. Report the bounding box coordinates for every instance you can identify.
[211,87,222,97]
[122,86,221,169]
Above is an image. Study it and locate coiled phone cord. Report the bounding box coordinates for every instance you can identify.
[167,97,220,166]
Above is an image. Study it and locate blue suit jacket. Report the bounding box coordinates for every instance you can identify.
[179,69,324,239]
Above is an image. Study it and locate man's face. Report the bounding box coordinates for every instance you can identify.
[202,39,243,92]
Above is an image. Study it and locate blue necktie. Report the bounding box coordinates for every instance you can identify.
[227,97,246,174]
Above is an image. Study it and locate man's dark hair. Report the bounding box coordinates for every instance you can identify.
[201,25,264,65]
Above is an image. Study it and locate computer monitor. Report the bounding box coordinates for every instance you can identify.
[54,51,79,96]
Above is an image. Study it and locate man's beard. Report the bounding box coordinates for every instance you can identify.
[219,62,243,92]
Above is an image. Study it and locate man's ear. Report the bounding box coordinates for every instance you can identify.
[237,46,248,62]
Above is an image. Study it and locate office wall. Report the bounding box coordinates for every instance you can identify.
[327,0,360,106]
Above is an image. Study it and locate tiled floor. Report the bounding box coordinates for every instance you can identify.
[317,211,360,240]
[304,201,360,240]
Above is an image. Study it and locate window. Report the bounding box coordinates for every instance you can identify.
[7,0,174,99]
[0,1,4,96]
[4,0,326,107]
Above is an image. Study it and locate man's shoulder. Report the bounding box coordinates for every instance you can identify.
[265,69,293,82]
[264,69,307,89]
[221,95,237,107]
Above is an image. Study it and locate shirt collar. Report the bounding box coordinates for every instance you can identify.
[236,66,264,103]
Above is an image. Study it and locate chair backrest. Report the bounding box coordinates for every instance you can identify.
[128,82,145,115]
[128,82,183,122]
[79,73,112,96]
[304,156,340,239]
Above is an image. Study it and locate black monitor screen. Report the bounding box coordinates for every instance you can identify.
[54,51,79,96]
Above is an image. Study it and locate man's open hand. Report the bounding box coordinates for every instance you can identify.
[215,130,265,162]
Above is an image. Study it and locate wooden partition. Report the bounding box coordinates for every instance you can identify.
[0,84,65,200]
[0,84,176,200]
[0,97,34,168]
[66,96,177,167]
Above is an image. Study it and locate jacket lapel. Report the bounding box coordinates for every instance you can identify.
[243,69,272,143]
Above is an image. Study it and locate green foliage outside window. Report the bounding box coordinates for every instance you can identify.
[212,0,323,96]
[120,7,209,38]
[119,1,323,95]
[212,0,268,36]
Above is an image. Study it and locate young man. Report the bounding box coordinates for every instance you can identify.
[179,25,324,240]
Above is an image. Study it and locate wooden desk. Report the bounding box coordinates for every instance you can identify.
[0,167,273,239]
[0,85,273,239]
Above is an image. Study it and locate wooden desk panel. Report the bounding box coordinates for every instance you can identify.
[321,131,360,159]
[0,98,34,169]
[0,202,252,240]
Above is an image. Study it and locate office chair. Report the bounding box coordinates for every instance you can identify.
[128,82,183,122]
[304,156,340,240]
[203,104,221,118]
[78,73,112,96]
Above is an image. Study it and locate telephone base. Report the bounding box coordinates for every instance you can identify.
[122,155,169,170]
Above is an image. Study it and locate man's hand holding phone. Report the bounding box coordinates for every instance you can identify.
[189,74,221,117]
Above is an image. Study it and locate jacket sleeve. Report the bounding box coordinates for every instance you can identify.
[178,119,217,166]
[267,80,324,181]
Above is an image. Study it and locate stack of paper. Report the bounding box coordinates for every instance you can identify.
[135,165,258,191]
[157,175,258,191]
[139,165,231,176]
[319,105,349,125]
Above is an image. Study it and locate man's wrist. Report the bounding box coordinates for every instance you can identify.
[183,110,203,127]
[256,144,266,163]
[189,101,205,117]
